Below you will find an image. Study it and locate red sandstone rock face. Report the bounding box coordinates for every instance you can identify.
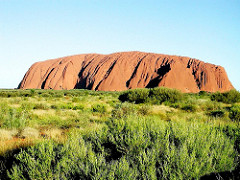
[18,51,234,93]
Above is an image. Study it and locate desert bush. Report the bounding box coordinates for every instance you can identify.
[168,102,181,109]
[211,90,240,104]
[72,97,80,102]
[221,125,240,154]
[209,109,225,118]
[33,103,49,110]
[20,102,34,111]
[200,100,223,111]
[59,103,73,110]
[0,91,19,97]
[20,91,33,97]
[0,91,8,97]
[52,91,64,98]
[137,104,151,116]
[91,104,107,113]
[8,140,59,179]
[224,90,240,104]
[119,88,149,104]
[181,103,198,112]
[148,87,183,104]
[198,91,209,97]
[119,87,183,105]
[50,104,59,109]
[210,91,224,102]
[72,104,85,110]
[1,107,30,129]
[229,105,240,122]
[39,92,52,97]
[111,103,136,119]
[63,90,89,97]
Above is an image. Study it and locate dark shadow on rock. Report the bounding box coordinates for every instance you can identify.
[41,68,55,89]
[146,63,171,88]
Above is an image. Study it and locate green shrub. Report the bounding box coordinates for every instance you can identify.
[111,103,136,119]
[181,104,198,112]
[119,87,183,105]
[229,105,240,122]
[209,110,225,118]
[0,91,19,97]
[20,102,34,110]
[201,101,223,111]
[2,108,29,129]
[59,103,73,110]
[211,90,240,104]
[8,140,59,179]
[119,88,149,104]
[91,104,107,113]
[225,90,240,104]
[50,104,59,109]
[40,92,51,97]
[0,103,31,129]
[72,104,84,110]
[148,87,183,104]
[20,91,33,97]
[102,116,235,179]
[33,103,50,110]
[72,97,80,102]
[198,91,209,97]
[52,91,64,98]
[137,105,151,116]
[0,91,8,97]
[211,92,224,102]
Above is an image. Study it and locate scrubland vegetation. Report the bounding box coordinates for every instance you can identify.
[0,88,240,179]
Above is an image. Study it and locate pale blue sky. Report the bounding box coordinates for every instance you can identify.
[0,0,239,89]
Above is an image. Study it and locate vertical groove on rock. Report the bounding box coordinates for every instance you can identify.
[95,57,119,90]
[126,55,147,88]
[41,68,55,89]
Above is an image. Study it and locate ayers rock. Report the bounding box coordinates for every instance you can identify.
[18,51,234,93]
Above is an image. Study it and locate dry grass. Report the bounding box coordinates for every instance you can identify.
[33,109,55,115]
[42,128,63,140]
[0,129,37,155]
[0,129,18,141]
[151,104,176,114]
[20,127,39,139]
[0,138,34,155]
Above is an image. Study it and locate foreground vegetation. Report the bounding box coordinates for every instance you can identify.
[0,88,240,179]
